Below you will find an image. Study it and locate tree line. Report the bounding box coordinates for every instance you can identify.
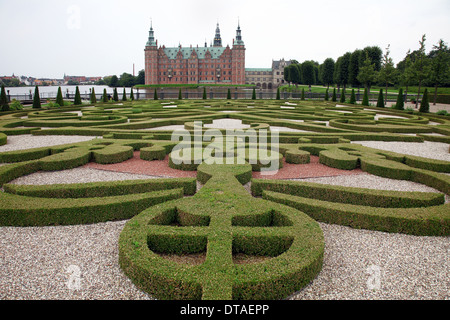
[284,35,450,106]
[101,70,146,88]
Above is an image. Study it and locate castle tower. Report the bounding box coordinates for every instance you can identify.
[213,23,222,47]
[144,21,158,85]
[232,21,245,84]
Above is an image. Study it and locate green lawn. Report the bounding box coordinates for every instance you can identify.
[280,85,450,96]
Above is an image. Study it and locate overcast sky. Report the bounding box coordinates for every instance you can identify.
[1,0,449,79]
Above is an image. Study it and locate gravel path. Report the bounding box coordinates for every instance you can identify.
[290,223,449,300]
[297,173,449,203]
[10,168,159,185]
[352,141,450,162]
[1,220,448,300]
[0,135,449,300]
[0,135,97,152]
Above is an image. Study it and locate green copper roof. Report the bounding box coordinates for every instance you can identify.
[163,46,226,60]
[245,68,272,72]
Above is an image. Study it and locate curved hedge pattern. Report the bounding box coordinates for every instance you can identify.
[119,163,324,300]
[0,99,449,300]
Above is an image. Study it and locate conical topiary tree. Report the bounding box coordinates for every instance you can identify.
[419,88,429,113]
[301,88,305,100]
[395,88,404,110]
[178,88,182,100]
[74,86,82,105]
[362,87,369,106]
[0,85,10,111]
[102,89,108,103]
[324,89,329,101]
[56,86,64,107]
[90,88,97,104]
[332,88,337,102]
[202,87,207,100]
[122,88,127,101]
[340,88,346,103]
[154,88,159,100]
[113,88,119,102]
[130,89,135,101]
[33,86,41,108]
[252,88,256,100]
[227,88,231,100]
[276,87,280,100]
[376,89,384,108]
[349,89,356,104]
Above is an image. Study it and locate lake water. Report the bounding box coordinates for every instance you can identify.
[4,85,136,100]
[4,85,275,101]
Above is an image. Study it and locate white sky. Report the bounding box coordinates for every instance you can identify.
[1,0,449,79]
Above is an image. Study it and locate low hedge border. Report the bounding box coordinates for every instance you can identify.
[92,145,134,164]
[4,177,197,198]
[0,133,6,146]
[251,179,444,208]
[0,188,184,227]
[263,190,449,236]
[140,145,167,161]
[119,163,324,300]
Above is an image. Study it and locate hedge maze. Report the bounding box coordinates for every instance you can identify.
[0,99,449,300]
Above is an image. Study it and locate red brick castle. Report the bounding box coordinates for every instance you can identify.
[144,22,246,85]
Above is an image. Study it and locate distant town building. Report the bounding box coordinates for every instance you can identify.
[64,75,102,85]
[245,59,293,89]
[144,22,246,85]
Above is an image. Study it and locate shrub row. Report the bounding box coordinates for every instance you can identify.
[4,177,197,198]
[0,132,6,145]
[119,163,324,300]
[251,179,444,208]
[0,188,183,227]
[263,190,449,236]
[329,119,433,133]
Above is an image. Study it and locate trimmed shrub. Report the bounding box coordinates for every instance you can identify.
[1,85,10,111]
[419,88,430,113]
[395,88,404,110]
[376,89,384,108]
[40,147,91,171]
[319,148,358,170]
[140,145,166,161]
[0,132,6,146]
[4,177,197,198]
[251,179,444,208]
[92,145,134,164]
[362,87,369,106]
[263,191,449,236]
[74,86,82,105]
[0,188,183,227]
[349,89,356,104]
[332,88,337,102]
[56,87,65,106]
[33,86,41,109]
[119,164,324,300]
[340,88,346,103]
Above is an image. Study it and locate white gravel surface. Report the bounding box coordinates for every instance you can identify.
[0,135,97,152]
[1,220,448,300]
[352,141,450,162]
[10,168,159,185]
[290,223,449,300]
[296,173,449,203]
[0,134,449,300]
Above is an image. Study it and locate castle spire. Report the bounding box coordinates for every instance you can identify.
[146,19,156,47]
[234,19,244,46]
[213,23,222,47]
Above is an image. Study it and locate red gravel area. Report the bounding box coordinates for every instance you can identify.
[84,151,197,178]
[252,156,364,179]
[84,152,364,180]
